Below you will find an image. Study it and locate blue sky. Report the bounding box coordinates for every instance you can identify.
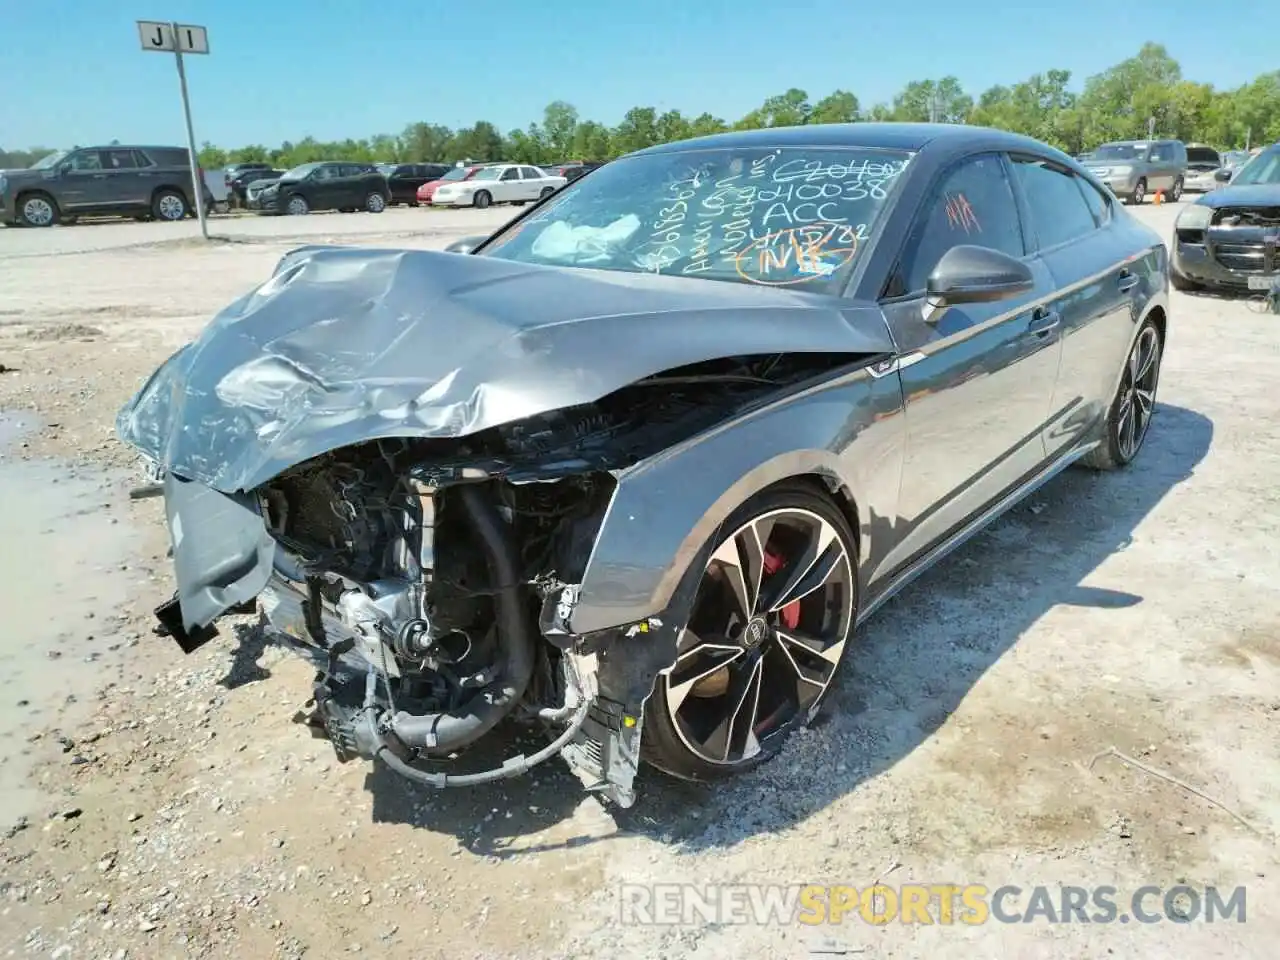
[1,0,1275,150]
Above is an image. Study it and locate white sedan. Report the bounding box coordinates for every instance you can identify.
[430,164,567,209]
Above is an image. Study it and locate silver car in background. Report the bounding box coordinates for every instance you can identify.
[1081,139,1188,204]
[1183,144,1224,193]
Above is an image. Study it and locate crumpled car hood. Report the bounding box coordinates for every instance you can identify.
[1195,184,1280,208]
[116,246,894,493]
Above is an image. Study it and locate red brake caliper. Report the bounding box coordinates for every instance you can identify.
[762,548,801,630]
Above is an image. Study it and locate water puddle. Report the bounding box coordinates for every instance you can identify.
[0,412,142,825]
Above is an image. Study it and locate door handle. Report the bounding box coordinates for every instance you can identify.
[92,174,107,180]
[1029,308,1061,336]
[1118,271,1140,292]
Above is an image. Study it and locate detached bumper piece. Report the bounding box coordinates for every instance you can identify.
[154,595,219,653]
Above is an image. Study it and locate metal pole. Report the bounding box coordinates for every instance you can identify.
[171,21,208,239]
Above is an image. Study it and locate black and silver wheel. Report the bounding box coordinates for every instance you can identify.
[1128,178,1147,205]
[365,191,386,213]
[539,186,555,200]
[16,192,58,227]
[1169,177,1183,202]
[286,194,309,216]
[643,484,857,781]
[152,189,188,222]
[472,190,492,209]
[1083,320,1162,470]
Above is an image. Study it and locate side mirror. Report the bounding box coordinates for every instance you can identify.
[926,245,1035,308]
[444,235,490,254]
[1214,168,1232,182]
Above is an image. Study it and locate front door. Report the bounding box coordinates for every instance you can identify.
[873,152,1062,582]
[58,150,112,211]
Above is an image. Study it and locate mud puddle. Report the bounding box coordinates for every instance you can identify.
[0,412,142,826]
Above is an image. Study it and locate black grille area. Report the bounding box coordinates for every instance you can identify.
[1213,241,1269,273]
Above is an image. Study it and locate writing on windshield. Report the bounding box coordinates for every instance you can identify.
[481,146,912,291]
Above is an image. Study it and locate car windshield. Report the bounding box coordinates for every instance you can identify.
[478,145,914,292]
[470,166,504,181]
[282,162,322,180]
[31,150,68,170]
[440,167,473,181]
[1093,143,1146,161]
[376,164,399,176]
[1231,148,1280,186]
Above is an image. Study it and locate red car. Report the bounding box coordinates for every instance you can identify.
[416,165,486,204]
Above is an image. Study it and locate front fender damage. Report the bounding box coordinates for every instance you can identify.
[118,248,899,805]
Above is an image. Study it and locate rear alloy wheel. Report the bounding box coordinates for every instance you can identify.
[365,191,386,213]
[1083,320,1162,470]
[152,189,188,222]
[286,194,309,216]
[539,186,555,200]
[1169,177,1183,202]
[643,485,857,781]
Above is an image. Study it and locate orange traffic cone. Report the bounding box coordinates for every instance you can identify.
[1153,190,1164,205]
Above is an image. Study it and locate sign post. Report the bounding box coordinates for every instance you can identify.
[136,20,210,238]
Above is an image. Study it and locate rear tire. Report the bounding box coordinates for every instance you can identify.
[1169,177,1183,202]
[1127,178,1147,206]
[286,194,309,216]
[365,191,386,213]
[1082,318,1162,471]
[641,482,858,782]
[539,186,555,199]
[152,188,188,222]
[472,190,492,210]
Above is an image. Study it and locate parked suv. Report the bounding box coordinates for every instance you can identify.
[251,161,391,215]
[376,163,450,205]
[0,145,215,227]
[1080,139,1188,205]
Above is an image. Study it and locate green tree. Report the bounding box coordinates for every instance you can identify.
[613,106,660,154]
[810,90,860,125]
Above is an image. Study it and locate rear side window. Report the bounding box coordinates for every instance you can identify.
[102,149,137,170]
[889,152,1024,296]
[1011,156,1098,250]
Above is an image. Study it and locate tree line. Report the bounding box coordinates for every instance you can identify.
[3,44,1277,173]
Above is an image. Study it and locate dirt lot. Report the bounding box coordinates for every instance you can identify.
[0,202,1277,959]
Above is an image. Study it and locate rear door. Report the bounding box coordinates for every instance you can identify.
[873,151,1061,580]
[99,147,147,207]
[1146,142,1175,193]
[1008,153,1135,456]
[520,166,546,199]
[495,166,522,201]
[308,164,344,209]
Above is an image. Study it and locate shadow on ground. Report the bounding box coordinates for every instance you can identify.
[349,404,1212,853]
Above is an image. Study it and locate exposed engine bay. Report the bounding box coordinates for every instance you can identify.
[161,352,860,804]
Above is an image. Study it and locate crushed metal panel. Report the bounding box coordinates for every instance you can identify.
[115,247,895,493]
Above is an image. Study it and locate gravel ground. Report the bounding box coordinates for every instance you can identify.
[0,201,1277,959]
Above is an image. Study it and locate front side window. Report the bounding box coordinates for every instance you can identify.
[1012,156,1098,250]
[888,153,1023,297]
[68,151,103,172]
[1094,143,1144,162]
[480,145,913,292]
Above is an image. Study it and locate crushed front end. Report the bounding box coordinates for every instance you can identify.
[139,357,840,806]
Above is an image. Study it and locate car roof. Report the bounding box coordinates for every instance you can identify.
[631,122,1071,159]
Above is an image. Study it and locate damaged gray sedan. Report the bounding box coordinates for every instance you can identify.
[116,123,1170,806]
